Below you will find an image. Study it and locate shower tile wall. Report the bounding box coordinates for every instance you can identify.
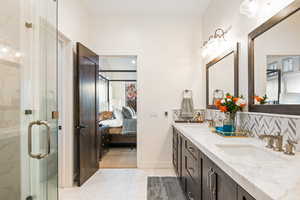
[0,61,21,200]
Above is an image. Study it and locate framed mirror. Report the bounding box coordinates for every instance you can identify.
[248,0,300,115]
[206,43,239,109]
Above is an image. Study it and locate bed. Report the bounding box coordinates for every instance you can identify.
[99,107,137,147]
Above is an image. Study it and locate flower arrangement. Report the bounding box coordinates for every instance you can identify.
[215,93,246,113]
[254,94,267,105]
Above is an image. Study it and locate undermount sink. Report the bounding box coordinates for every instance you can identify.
[216,144,286,163]
[182,124,206,128]
[182,125,208,132]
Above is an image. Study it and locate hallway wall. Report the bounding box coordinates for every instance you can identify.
[58,0,91,46]
[88,14,204,168]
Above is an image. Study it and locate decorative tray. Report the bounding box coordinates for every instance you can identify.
[215,127,248,137]
[174,120,204,123]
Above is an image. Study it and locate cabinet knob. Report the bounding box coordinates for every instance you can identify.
[188,167,195,173]
[188,146,195,152]
[187,192,195,200]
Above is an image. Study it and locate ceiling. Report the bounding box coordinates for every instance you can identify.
[99,56,137,81]
[82,0,211,16]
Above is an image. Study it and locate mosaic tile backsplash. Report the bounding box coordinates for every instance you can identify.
[205,109,300,142]
[173,109,205,121]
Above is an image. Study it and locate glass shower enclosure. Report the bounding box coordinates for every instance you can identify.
[0,0,58,199]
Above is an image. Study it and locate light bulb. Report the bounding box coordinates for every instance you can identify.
[1,47,8,53]
[131,60,136,64]
[15,52,22,58]
[240,0,258,18]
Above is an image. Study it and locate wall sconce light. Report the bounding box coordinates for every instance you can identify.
[240,0,258,18]
[202,27,231,58]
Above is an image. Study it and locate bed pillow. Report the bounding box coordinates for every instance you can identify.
[113,108,124,120]
[98,111,113,121]
[122,106,134,119]
[129,107,136,117]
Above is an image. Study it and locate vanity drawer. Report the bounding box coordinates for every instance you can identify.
[186,172,201,200]
[185,138,198,159]
[185,152,199,182]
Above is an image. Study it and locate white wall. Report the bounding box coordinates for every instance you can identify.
[88,14,204,168]
[58,0,91,46]
[202,0,295,103]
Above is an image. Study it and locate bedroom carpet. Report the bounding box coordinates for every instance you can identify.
[147,177,186,200]
[100,147,137,168]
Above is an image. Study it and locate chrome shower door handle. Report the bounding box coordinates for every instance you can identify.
[28,120,51,159]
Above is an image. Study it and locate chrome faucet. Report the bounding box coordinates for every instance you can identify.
[273,133,284,152]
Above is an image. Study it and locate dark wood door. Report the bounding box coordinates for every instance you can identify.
[75,43,99,186]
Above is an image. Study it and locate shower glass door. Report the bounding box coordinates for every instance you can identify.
[0,0,58,200]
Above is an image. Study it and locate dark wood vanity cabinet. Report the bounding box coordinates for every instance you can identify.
[173,127,182,179]
[182,138,201,200]
[202,155,237,200]
[173,127,256,200]
[238,186,256,200]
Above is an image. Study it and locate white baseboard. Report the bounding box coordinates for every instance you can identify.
[138,161,172,169]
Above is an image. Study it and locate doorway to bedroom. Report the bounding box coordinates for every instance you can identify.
[98,55,137,168]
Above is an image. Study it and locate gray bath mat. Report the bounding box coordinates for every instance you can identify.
[147,177,186,200]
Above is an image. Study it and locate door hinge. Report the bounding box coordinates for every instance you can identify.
[25,22,33,29]
[25,109,33,115]
[52,111,59,119]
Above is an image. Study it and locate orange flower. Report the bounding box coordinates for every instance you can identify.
[226,95,232,99]
[255,96,263,102]
[219,106,228,112]
[233,97,239,103]
[215,99,222,107]
[240,103,246,108]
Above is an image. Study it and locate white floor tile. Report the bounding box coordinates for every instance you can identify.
[59,168,176,200]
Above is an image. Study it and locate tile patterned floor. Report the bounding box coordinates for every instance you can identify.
[59,169,176,200]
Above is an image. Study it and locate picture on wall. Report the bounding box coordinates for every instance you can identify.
[125,83,137,111]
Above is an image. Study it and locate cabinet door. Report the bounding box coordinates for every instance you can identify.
[178,134,183,179]
[238,186,256,200]
[184,151,201,200]
[202,155,237,200]
[172,128,178,174]
[214,166,238,200]
[202,156,214,200]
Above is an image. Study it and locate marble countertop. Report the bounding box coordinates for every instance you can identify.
[173,123,300,200]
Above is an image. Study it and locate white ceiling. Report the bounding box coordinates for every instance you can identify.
[82,0,211,16]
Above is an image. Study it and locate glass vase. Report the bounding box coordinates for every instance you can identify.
[223,112,236,133]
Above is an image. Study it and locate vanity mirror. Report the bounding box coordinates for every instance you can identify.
[206,43,239,109]
[249,0,300,115]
